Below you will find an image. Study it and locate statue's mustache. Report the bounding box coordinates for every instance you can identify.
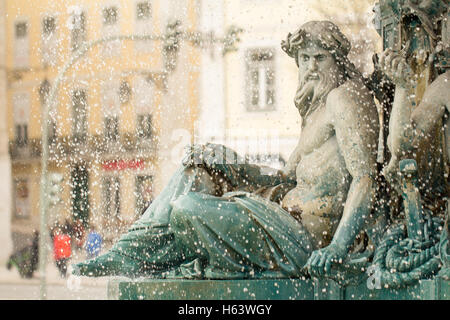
[294,69,338,118]
[294,70,325,105]
[301,70,323,83]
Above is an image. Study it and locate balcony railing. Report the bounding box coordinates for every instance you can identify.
[9,133,158,161]
[9,139,41,160]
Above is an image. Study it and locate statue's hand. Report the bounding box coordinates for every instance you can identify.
[182,144,204,167]
[181,144,202,167]
[182,143,230,169]
[379,49,414,88]
[381,159,399,188]
[306,243,347,277]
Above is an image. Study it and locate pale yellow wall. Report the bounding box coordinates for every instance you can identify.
[5,0,200,235]
[5,0,167,141]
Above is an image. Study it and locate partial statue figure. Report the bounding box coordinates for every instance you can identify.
[73,21,381,279]
[378,50,450,284]
[371,0,450,286]
[380,0,449,203]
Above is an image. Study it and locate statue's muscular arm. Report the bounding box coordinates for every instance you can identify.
[307,81,379,275]
[381,50,450,183]
[411,70,450,145]
[281,139,303,181]
[378,49,414,184]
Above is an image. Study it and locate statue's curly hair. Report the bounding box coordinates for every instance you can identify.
[281,21,361,81]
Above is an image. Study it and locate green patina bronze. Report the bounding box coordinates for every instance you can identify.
[73,0,450,299]
[107,278,450,300]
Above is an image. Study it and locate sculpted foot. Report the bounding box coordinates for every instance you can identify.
[72,251,141,277]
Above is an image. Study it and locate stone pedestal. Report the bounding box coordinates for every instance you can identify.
[108,277,450,300]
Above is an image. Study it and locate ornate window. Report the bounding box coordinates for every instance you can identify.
[13,92,30,146]
[119,80,131,104]
[72,89,87,142]
[103,6,118,25]
[134,76,153,140]
[39,79,57,142]
[102,6,120,57]
[103,176,121,218]
[69,10,86,52]
[137,114,152,139]
[105,116,119,142]
[42,16,58,65]
[101,80,121,143]
[14,179,30,219]
[245,48,276,112]
[135,1,152,52]
[137,2,151,20]
[71,164,89,224]
[14,20,29,68]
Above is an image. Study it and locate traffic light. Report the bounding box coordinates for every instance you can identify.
[48,173,64,206]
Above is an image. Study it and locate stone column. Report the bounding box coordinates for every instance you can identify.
[0,0,13,264]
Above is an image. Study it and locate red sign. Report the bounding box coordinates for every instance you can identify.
[102,159,144,171]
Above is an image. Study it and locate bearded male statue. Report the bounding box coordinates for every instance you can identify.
[74,21,381,279]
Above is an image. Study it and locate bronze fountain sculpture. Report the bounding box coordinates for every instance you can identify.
[73,0,449,298]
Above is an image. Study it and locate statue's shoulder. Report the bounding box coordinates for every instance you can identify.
[327,79,375,114]
[441,69,450,80]
[420,70,450,106]
[433,69,450,88]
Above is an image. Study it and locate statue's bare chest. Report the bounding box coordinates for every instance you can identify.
[298,107,334,156]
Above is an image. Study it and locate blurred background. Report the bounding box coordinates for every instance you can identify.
[0,0,381,299]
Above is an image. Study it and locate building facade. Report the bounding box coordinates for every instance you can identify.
[5,0,201,249]
[0,0,13,263]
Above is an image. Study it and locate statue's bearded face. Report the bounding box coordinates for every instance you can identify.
[294,42,344,117]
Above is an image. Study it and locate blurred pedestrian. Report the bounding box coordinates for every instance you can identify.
[72,219,85,251]
[6,231,39,278]
[85,226,102,259]
[63,219,74,237]
[52,227,71,278]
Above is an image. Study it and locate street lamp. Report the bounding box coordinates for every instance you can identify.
[38,22,242,300]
